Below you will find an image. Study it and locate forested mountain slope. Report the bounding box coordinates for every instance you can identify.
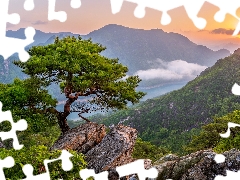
[92,49,240,154]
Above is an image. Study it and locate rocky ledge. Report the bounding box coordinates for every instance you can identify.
[51,122,106,153]
[51,122,240,180]
[86,124,137,173]
[154,149,240,180]
[51,122,138,179]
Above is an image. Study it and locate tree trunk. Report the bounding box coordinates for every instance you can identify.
[57,92,77,134]
[57,112,70,134]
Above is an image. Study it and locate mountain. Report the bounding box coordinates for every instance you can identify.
[4,25,230,100]
[82,24,230,88]
[208,42,240,54]
[91,49,240,154]
[83,24,230,71]
[6,25,230,77]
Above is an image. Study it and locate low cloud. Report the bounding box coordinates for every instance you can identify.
[135,60,207,81]
[32,20,48,25]
[210,28,237,35]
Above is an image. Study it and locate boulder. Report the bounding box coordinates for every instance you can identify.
[85,124,138,173]
[51,123,139,179]
[154,149,240,180]
[51,122,106,153]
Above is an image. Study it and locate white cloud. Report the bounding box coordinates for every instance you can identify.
[135,59,207,81]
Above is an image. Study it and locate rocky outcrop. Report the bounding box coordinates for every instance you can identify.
[86,124,138,173]
[154,149,240,180]
[51,122,138,179]
[51,122,106,153]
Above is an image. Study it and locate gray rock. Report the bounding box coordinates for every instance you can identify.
[51,122,106,153]
[154,149,240,180]
[85,124,138,173]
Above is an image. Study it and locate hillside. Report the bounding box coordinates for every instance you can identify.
[91,49,240,154]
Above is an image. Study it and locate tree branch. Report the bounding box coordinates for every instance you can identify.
[78,113,91,123]
[45,107,59,114]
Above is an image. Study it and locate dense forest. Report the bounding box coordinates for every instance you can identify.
[91,49,240,154]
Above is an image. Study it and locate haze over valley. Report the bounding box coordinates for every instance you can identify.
[2,25,232,120]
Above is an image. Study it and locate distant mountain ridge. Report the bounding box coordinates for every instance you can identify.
[84,24,230,71]
[91,49,240,154]
[7,25,230,71]
[4,25,230,100]
[18,24,230,89]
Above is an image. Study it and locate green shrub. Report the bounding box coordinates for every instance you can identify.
[0,145,87,180]
[132,138,169,162]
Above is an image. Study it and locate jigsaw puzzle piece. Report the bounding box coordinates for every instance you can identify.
[56,150,74,171]
[22,164,50,180]
[207,0,240,35]
[182,0,207,29]
[0,156,14,180]
[48,0,67,22]
[215,170,240,180]
[154,0,184,25]
[22,150,73,180]
[110,0,124,14]
[71,0,81,9]
[207,0,240,22]
[0,0,35,61]
[111,0,206,26]
[0,27,35,62]
[24,0,35,11]
[232,83,240,95]
[214,154,226,164]
[0,0,20,38]
[219,122,240,138]
[129,0,180,22]
[79,169,109,180]
[116,159,158,180]
[110,0,195,26]
[0,102,28,150]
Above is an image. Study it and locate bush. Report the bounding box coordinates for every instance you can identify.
[0,145,87,180]
[132,138,169,162]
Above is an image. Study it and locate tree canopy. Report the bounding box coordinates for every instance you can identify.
[0,78,60,148]
[15,36,145,133]
[185,110,240,153]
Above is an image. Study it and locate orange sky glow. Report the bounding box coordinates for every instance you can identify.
[7,0,240,49]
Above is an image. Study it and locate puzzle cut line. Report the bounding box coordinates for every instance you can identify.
[110,0,240,36]
[0,102,27,150]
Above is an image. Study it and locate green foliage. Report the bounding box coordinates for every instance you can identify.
[132,138,169,162]
[186,110,240,153]
[91,52,240,155]
[0,36,147,179]
[0,145,87,180]
[18,125,61,149]
[0,78,59,149]
[15,36,145,112]
[0,78,57,112]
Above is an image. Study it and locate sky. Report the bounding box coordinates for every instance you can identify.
[7,0,240,51]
